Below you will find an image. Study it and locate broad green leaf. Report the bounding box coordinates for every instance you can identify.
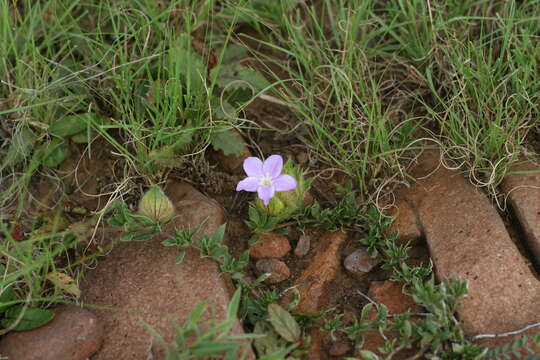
[253,321,286,356]
[3,127,37,167]
[211,224,227,244]
[227,288,242,323]
[217,64,270,93]
[267,303,301,343]
[0,286,17,312]
[40,138,69,167]
[71,129,92,143]
[210,129,245,157]
[48,114,88,137]
[1,306,55,331]
[148,146,178,168]
[211,98,237,120]
[221,44,248,64]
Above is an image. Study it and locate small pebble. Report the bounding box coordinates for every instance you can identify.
[249,232,291,259]
[256,259,291,284]
[344,247,380,277]
[294,234,311,257]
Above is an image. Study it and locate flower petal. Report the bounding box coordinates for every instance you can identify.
[273,174,297,192]
[257,185,275,205]
[243,157,263,177]
[263,155,283,178]
[236,177,260,192]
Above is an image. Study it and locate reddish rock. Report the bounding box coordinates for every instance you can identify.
[368,281,421,314]
[386,198,423,245]
[396,150,540,346]
[256,259,291,284]
[284,232,346,314]
[249,232,291,259]
[81,182,253,360]
[344,247,380,278]
[0,305,102,360]
[501,158,540,264]
[294,234,311,257]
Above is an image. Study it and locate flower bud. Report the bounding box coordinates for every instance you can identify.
[137,186,175,222]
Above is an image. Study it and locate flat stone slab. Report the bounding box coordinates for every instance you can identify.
[501,158,540,265]
[81,183,251,359]
[394,151,540,342]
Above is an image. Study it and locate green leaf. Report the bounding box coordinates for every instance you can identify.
[1,306,55,331]
[267,303,301,343]
[210,129,245,157]
[360,350,380,360]
[221,44,249,64]
[148,146,178,168]
[161,238,178,247]
[48,114,90,137]
[0,286,17,312]
[361,303,374,320]
[175,250,186,264]
[3,127,37,167]
[40,138,69,167]
[217,64,270,93]
[71,129,93,143]
[227,288,242,323]
[401,320,412,338]
[211,224,227,244]
[211,98,237,120]
[253,321,290,357]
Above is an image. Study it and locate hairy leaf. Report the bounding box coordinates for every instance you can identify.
[210,129,245,156]
[267,303,301,343]
[48,114,89,137]
[3,127,37,167]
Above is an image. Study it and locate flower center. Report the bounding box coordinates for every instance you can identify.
[260,175,272,187]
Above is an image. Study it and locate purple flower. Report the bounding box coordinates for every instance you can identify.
[236,155,297,205]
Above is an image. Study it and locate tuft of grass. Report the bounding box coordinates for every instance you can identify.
[423,1,540,198]
[235,0,539,199]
